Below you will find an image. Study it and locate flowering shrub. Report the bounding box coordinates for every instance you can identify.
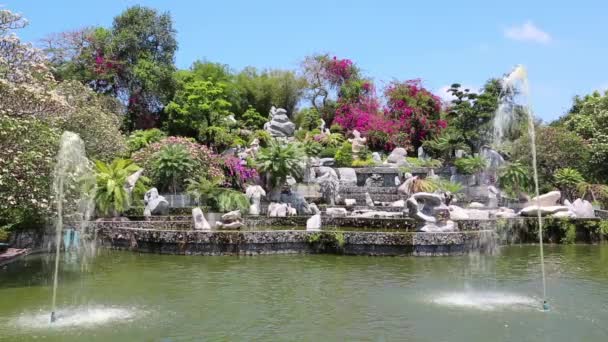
[132,136,224,188]
[383,80,445,149]
[0,115,59,227]
[223,156,258,189]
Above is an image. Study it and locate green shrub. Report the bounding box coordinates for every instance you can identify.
[406,157,443,168]
[295,107,322,131]
[554,168,585,200]
[454,156,487,174]
[352,158,376,167]
[94,159,149,217]
[319,147,338,158]
[127,129,167,153]
[152,144,196,193]
[330,123,344,134]
[0,228,9,242]
[334,141,354,167]
[498,162,532,198]
[241,106,266,129]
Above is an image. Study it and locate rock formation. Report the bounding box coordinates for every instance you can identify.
[143,188,169,216]
[306,214,322,231]
[245,185,266,216]
[192,207,211,230]
[406,192,456,232]
[215,210,244,229]
[264,107,296,137]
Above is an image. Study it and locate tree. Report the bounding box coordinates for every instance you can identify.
[510,126,590,192]
[554,90,608,182]
[111,6,177,130]
[164,75,232,138]
[446,79,510,154]
[233,67,306,117]
[0,10,68,118]
[554,168,585,201]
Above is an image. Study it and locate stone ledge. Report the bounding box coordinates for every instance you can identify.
[96,227,496,256]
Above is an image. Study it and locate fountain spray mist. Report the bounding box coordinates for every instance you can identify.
[494,65,547,309]
[50,132,93,323]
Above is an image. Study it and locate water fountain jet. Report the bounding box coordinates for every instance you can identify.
[50,132,94,323]
[494,65,548,310]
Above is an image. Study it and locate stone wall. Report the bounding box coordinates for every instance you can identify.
[96,227,496,256]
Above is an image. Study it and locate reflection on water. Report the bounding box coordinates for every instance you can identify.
[0,245,607,341]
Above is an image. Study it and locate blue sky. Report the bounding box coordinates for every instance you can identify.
[3,0,608,121]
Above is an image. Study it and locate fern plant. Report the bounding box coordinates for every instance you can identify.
[498,162,532,198]
[256,141,304,188]
[186,176,249,212]
[454,156,487,175]
[554,168,585,200]
[94,158,148,217]
[127,129,166,153]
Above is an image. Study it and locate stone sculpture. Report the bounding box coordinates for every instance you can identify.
[406,192,456,232]
[397,174,417,197]
[268,202,288,217]
[143,188,169,217]
[371,152,382,164]
[565,198,595,218]
[215,210,244,229]
[519,191,570,217]
[265,106,296,137]
[192,207,211,230]
[365,192,374,207]
[348,130,367,157]
[124,169,144,197]
[326,207,348,217]
[245,185,266,216]
[365,174,383,187]
[385,147,409,166]
[417,146,429,161]
[316,171,340,205]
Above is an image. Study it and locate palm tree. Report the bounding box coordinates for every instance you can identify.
[94,158,148,217]
[498,162,532,198]
[255,141,304,189]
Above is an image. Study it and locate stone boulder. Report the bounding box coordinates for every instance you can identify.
[365,192,374,207]
[326,207,348,217]
[565,198,595,218]
[519,205,570,217]
[265,107,296,137]
[245,185,266,216]
[385,147,409,166]
[309,203,321,215]
[319,158,335,166]
[143,188,169,216]
[221,210,242,222]
[344,198,357,208]
[527,191,561,207]
[468,202,485,209]
[354,211,402,218]
[192,208,211,230]
[371,152,382,164]
[337,168,357,186]
[448,205,469,220]
[390,199,405,207]
[306,214,322,231]
[268,202,288,217]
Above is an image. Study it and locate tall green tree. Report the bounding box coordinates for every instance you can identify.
[446,80,500,154]
[164,73,232,138]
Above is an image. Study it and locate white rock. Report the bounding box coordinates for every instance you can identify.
[344,198,357,207]
[338,168,358,185]
[565,198,595,218]
[306,214,322,231]
[246,185,266,216]
[468,202,485,209]
[448,205,469,220]
[385,147,408,165]
[221,210,242,222]
[215,221,244,230]
[519,205,570,217]
[192,208,211,230]
[551,210,576,218]
[467,209,490,220]
[390,199,405,207]
[287,205,297,216]
[326,207,348,217]
[528,191,561,207]
[268,202,288,217]
[355,211,402,218]
[365,192,374,207]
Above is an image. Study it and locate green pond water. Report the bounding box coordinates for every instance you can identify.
[1,245,607,341]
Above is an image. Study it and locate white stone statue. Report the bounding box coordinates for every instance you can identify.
[306,214,322,231]
[348,130,367,155]
[192,207,211,230]
[245,185,266,216]
[143,188,169,216]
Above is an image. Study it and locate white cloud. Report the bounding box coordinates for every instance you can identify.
[504,21,552,44]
